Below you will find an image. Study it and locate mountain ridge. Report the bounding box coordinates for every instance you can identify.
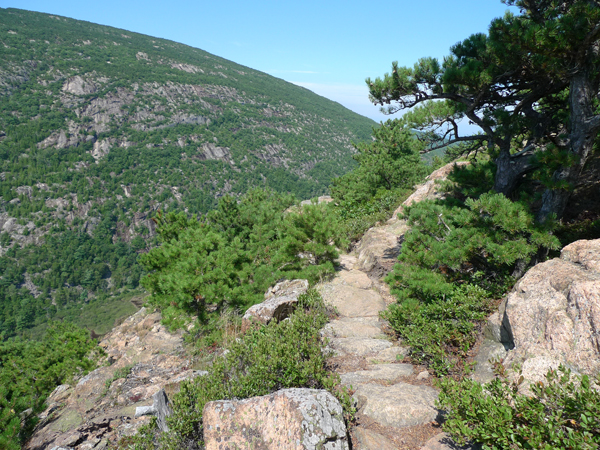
[0,7,375,339]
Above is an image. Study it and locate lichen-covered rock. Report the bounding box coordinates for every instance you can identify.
[241,279,309,331]
[489,239,600,383]
[26,308,194,450]
[203,388,349,450]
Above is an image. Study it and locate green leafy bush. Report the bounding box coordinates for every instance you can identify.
[393,192,559,291]
[124,290,351,450]
[328,120,428,244]
[437,365,600,449]
[383,283,494,375]
[331,119,427,207]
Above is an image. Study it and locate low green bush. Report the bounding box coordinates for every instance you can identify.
[122,290,352,450]
[437,365,600,449]
[140,189,346,331]
[383,283,494,375]
[331,187,412,244]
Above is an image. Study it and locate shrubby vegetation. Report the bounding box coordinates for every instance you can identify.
[121,117,428,448]
[329,119,429,242]
[2,1,599,449]
[0,217,142,339]
[120,290,350,450]
[438,365,600,449]
[140,189,345,335]
[368,0,600,446]
[0,322,100,449]
[375,160,556,374]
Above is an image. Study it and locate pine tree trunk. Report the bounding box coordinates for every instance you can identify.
[537,70,600,223]
[493,146,536,197]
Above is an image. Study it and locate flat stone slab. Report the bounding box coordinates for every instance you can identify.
[332,269,373,289]
[353,427,397,450]
[353,382,439,429]
[368,346,409,363]
[420,432,481,450]
[318,284,386,318]
[340,364,414,387]
[323,317,384,339]
[338,254,357,271]
[328,338,392,357]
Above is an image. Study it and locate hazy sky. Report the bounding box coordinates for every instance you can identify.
[1,1,516,122]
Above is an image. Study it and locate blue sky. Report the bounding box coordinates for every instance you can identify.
[1,0,516,122]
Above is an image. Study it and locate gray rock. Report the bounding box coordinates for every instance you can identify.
[417,370,430,381]
[340,363,414,387]
[242,279,309,331]
[498,239,600,382]
[471,338,508,384]
[353,382,439,428]
[323,317,385,339]
[354,221,407,279]
[352,427,397,450]
[134,389,172,432]
[318,284,386,318]
[368,345,409,363]
[203,388,349,450]
[328,337,392,356]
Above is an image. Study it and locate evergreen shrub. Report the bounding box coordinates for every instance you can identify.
[438,365,600,449]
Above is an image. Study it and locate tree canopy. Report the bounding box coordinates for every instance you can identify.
[368,0,600,221]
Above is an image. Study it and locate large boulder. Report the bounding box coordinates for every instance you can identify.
[484,239,600,383]
[203,388,349,450]
[241,279,309,331]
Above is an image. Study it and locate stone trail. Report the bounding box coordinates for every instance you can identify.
[317,251,448,450]
[313,162,477,450]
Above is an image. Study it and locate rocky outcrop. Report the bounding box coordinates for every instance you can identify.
[91,139,112,160]
[241,279,309,331]
[475,239,600,385]
[203,388,349,450]
[199,142,231,161]
[62,75,100,96]
[134,389,173,432]
[25,308,196,450]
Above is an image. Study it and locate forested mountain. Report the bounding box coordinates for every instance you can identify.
[0,8,375,339]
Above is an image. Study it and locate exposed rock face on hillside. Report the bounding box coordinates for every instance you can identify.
[25,308,195,450]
